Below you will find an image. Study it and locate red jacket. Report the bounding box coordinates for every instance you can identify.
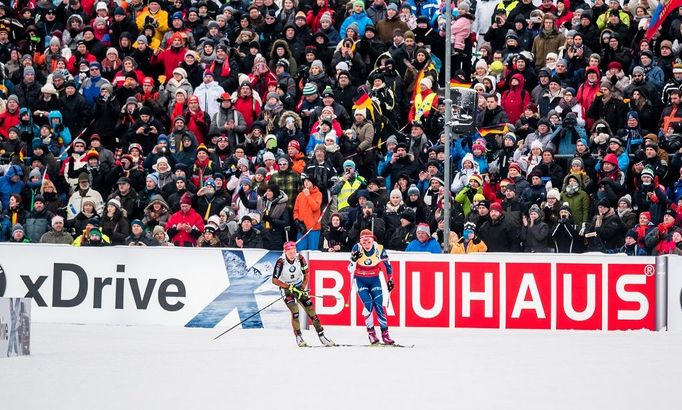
[501,73,529,124]
[151,46,188,80]
[166,208,205,247]
[0,108,20,139]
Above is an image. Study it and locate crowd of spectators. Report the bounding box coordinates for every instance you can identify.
[1,0,682,256]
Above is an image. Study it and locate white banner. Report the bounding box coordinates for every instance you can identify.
[0,244,287,329]
[0,297,31,357]
[667,256,682,331]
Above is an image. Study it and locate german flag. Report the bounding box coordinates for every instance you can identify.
[478,124,508,137]
[352,92,377,122]
[450,79,472,88]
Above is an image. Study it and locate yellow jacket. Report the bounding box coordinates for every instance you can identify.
[449,233,487,254]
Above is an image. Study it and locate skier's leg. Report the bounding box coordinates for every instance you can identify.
[369,280,388,330]
[299,296,323,333]
[284,293,302,335]
[355,276,375,328]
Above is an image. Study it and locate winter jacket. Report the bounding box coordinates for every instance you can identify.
[24,209,53,243]
[166,208,205,247]
[531,29,566,68]
[40,229,74,244]
[479,214,521,252]
[0,165,25,211]
[521,221,550,252]
[294,186,323,231]
[405,238,442,253]
[552,217,580,253]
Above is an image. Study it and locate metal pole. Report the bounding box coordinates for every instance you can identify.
[443,1,453,252]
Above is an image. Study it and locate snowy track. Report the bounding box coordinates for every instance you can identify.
[2,324,681,409]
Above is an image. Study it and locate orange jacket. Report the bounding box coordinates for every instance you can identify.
[294,186,322,230]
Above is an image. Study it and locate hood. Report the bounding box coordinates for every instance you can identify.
[270,39,292,61]
[510,73,525,90]
[6,164,24,178]
[590,119,613,135]
[460,153,481,173]
[278,111,302,129]
[48,110,63,122]
[144,194,170,212]
[19,107,33,123]
[483,75,497,92]
[584,66,602,82]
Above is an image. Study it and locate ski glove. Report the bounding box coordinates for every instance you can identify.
[387,279,394,292]
[351,250,362,262]
[289,284,307,300]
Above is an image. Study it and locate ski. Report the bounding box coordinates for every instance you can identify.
[301,343,415,348]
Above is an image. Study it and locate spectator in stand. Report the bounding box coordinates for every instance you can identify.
[449,221,487,254]
[166,192,204,247]
[405,223,441,253]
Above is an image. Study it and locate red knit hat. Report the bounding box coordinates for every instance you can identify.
[602,153,618,166]
[490,202,503,213]
[180,192,192,205]
[360,229,375,239]
[288,140,301,151]
[607,61,622,71]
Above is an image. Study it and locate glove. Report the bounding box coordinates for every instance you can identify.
[351,250,362,262]
[579,223,586,236]
[387,279,394,292]
[288,284,306,300]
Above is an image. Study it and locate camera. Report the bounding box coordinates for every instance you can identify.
[143,126,151,135]
[495,16,502,24]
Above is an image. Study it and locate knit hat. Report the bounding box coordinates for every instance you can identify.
[529,204,541,215]
[400,209,415,223]
[233,158,248,171]
[560,202,572,213]
[641,167,655,179]
[108,198,121,210]
[256,167,267,177]
[625,229,638,240]
[469,174,483,186]
[627,111,639,121]
[263,151,276,162]
[343,160,356,169]
[490,202,503,213]
[302,83,318,96]
[390,189,402,199]
[547,188,561,200]
[618,194,632,208]
[136,35,148,45]
[23,67,35,77]
[78,172,90,183]
[146,173,159,186]
[239,175,252,187]
[12,224,24,234]
[180,192,192,205]
[416,223,430,236]
[602,153,618,166]
[288,140,301,151]
[508,162,522,173]
[407,184,420,196]
[51,215,64,227]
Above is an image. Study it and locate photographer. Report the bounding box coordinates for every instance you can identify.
[124,106,165,154]
[483,10,512,52]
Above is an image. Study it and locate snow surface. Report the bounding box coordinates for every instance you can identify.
[2,324,682,409]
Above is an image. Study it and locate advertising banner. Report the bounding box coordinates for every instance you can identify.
[309,252,658,331]
[667,256,682,331]
[0,244,287,329]
[0,244,661,331]
[0,297,31,357]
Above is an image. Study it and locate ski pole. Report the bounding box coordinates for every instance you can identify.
[212,295,284,341]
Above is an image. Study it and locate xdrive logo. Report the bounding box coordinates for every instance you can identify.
[0,264,6,297]
[21,263,185,311]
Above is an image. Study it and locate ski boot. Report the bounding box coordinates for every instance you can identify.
[367,327,380,344]
[381,329,395,345]
[318,332,335,347]
[295,333,307,347]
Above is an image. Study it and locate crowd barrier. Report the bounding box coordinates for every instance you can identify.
[0,244,678,331]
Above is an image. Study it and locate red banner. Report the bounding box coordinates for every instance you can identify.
[309,254,657,331]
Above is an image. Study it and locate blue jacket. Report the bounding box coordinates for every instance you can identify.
[48,110,72,145]
[340,12,374,37]
[0,165,25,210]
[405,238,442,253]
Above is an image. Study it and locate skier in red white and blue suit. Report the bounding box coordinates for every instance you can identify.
[349,229,395,345]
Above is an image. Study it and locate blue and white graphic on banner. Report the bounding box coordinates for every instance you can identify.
[186,250,282,328]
